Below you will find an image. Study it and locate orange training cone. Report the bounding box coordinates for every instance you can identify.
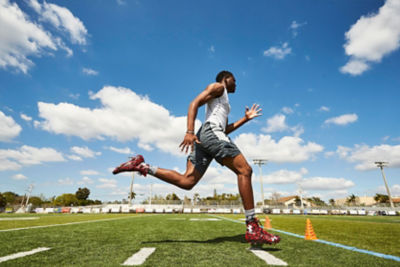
[264,216,272,229]
[305,218,317,240]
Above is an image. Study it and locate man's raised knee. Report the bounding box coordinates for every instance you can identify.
[242,165,252,178]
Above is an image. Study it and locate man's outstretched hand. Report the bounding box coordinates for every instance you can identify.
[179,133,201,154]
[245,104,262,120]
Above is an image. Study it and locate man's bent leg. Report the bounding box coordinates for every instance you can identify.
[151,160,203,190]
[222,154,280,244]
[222,154,254,210]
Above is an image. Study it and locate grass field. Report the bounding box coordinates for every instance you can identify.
[0,213,399,266]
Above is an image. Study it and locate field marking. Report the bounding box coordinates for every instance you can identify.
[249,248,288,266]
[189,218,221,221]
[0,247,50,263]
[211,215,400,263]
[0,217,39,221]
[121,247,156,266]
[0,214,159,232]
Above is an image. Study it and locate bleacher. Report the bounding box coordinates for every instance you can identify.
[30,205,399,216]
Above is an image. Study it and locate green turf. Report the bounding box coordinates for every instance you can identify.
[0,213,399,266]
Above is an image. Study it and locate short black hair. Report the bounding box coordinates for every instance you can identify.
[216,70,233,82]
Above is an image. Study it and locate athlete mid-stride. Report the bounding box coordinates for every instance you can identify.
[112,70,280,245]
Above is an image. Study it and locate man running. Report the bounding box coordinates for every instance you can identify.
[113,71,280,245]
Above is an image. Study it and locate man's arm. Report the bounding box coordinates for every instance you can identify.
[225,104,262,135]
[179,83,225,153]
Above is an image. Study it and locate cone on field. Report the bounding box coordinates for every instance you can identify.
[264,216,272,229]
[305,218,317,240]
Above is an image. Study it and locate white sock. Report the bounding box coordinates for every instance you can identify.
[245,209,255,223]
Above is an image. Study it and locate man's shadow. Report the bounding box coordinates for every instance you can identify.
[142,234,281,252]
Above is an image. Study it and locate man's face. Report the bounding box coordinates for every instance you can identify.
[225,75,236,93]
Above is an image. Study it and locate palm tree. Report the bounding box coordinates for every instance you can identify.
[329,198,335,206]
[374,193,389,204]
[346,194,357,206]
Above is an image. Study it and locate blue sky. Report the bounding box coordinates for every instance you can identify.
[0,0,399,203]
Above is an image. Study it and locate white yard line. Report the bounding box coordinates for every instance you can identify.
[0,247,51,263]
[121,247,156,266]
[249,248,288,266]
[189,218,220,221]
[0,214,158,232]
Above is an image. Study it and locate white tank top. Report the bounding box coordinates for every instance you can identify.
[205,87,231,131]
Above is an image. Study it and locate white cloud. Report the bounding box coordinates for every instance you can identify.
[67,154,82,161]
[262,114,304,137]
[12,173,27,180]
[82,67,99,76]
[80,170,100,176]
[340,59,370,76]
[36,86,201,156]
[201,165,237,185]
[0,0,87,73]
[337,144,400,170]
[324,113,358,126]
[20,113,32,121]
[29,0,88,45]
[234,133,323,163]
[69,93,80,99]
[281,107,294,114]
[299,177,355,191]
[70,146,101,158]
[0,159,21,171]
[209,45,215,53]
[0,145,65,171]
[116,0,126,6]
[290,20,307,37]
[77,176,94,185]
[0,111,21,141]
[263,114,288,133]
[0,0,57,73]
[107,146,133,155]
[319,106,330,112]
[263,42,292,59]
[58,177,74,186]
[340,0,400,75]
[97,178,118,189]
[263,168,308,184]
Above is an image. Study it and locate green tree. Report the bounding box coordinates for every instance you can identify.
[374,193,389,204]
[166,193,180,201]
[54,194,79,206]
[346,194,357,206]
[329,198,335,206]
[29,196,43,207]
[128,192,136,200]
[0,193,6,209]
[75,187,90,200]
[2,191,18,205]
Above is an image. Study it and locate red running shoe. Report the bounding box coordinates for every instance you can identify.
[112,155,148,176]
[245,218,280,245]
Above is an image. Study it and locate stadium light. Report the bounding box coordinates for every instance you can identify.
[375,162,394,208]
[253,159,268,210]
[129,172,135,206]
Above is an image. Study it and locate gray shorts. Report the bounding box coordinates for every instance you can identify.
[187,121,241,175]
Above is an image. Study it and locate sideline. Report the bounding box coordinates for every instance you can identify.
[210,214,400,263]
[0,214,159,232]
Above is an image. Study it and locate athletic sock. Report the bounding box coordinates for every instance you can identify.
[146,164,158,176]
[245,208,256,223]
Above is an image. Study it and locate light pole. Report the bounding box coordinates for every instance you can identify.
[375,162,394,208]
[253,159,268,210]
[129,172,134,206]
